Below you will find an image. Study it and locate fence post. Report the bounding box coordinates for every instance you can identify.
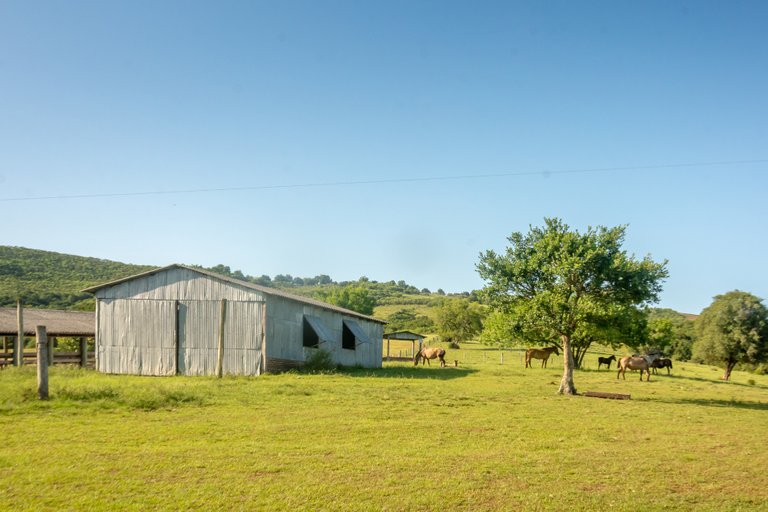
[501,352,504,365]
[79,337,88,367]
[48,337,55,366]
[16,300,24,367]
[36,326,49,400]
[216,299,227,378]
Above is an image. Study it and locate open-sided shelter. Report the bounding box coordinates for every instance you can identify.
[83,264,385,376]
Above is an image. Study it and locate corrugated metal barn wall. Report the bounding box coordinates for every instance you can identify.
[266,295,383,369]
[94,268,265,376]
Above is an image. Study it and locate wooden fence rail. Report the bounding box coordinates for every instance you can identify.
[0,351,95,368]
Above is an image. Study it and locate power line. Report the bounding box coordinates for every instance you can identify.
[1,158,767,202]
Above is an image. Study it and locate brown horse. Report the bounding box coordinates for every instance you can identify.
[650,358,673,375]
[525,346,559,368]
[597,355,616,370]
[617,356,651,381]
[414,347,447,367]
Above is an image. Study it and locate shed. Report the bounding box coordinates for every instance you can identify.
[383,330,427,361]
[0,308,95,337]
[83,265,386,376]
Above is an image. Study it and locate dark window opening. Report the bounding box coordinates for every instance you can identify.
[342,322,356,350]
[303,317,320,348]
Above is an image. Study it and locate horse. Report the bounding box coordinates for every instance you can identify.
[414,347,447,367]
[650,358,673,375]
[617,356,651,381]
[525,346,559,368]
[597,355,617,370]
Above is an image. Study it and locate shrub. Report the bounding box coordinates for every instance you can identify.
[302,349,337,374]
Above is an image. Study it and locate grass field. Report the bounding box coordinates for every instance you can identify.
[2,344,767,511]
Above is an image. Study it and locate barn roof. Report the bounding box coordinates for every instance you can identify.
[83,264,386,324]
[0,308,95,337]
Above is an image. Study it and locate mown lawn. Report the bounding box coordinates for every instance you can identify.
[1,346,767,511]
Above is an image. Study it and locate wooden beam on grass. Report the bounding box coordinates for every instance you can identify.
[583,391,631,400]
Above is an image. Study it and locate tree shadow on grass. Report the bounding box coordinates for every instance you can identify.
[578,368,768,391]
[340,365,478,380]
[656,372,768,391]
[646,397,768,411]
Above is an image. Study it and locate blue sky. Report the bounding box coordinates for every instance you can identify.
[1,1,767,314]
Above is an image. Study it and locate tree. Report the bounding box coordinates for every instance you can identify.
[693,290,768,380]
[385,308,435,333]
[324,286,376,315]
[435,299,485,347]
[478,310,518,347]
[647,308,695,361]
[477,218,667,395]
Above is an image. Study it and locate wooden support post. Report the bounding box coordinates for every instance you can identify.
[216,299,227,378]
[174,300,180,375]
[2,336,7,353]
[79,337,88,367]
[16,300,24,367]
[386,338,390,361]
[501,352,504,365]
[260,302,267,374]
[48,337,55,366]
[36,326,49,400]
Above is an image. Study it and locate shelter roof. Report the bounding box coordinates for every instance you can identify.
[0,308,94,337]
[83,264,386,324]
[383,330,426,340]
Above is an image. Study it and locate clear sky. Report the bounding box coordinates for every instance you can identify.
[1,1,767,314]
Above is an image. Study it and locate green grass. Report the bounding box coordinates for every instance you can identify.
[2,348,767,511]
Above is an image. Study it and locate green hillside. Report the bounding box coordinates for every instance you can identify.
[0,246,155,310]
[0,247,461,323]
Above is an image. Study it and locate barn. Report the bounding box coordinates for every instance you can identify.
[83,264,385,376]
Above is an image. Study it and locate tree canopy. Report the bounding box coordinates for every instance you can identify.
[693,290,768,380]
[435,298,485,347]
[477,218,668,395]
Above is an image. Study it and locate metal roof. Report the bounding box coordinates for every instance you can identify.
[83,264,386,324]
[0,308,94,337]
[382,330,427,340]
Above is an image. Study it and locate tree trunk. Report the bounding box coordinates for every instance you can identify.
[557,335,577,395]
[723,361,736,381]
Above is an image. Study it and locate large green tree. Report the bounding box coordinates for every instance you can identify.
[693,290,768,381]
[477,218,667,395]
[435,298,485,347]
[323,286,376,315]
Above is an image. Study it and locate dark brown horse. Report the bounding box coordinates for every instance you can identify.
[525,346,559,368]
[650,358,673,375]
[617,356,651,381]
[414,347,447,367]
[597,355,616,370]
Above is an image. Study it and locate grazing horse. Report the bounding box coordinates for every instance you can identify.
[617,356,651,381]
[597,355,617,370]
[414,347,447,367]
[525,346,559,368]
[650,358,673,375]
